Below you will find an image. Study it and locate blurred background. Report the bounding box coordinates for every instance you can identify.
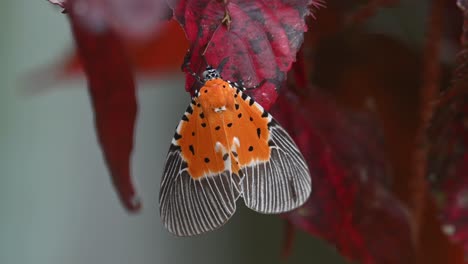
[0,1,348,263]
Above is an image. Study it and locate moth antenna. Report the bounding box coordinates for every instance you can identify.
[181,50,204,85]
[182,62,203,85]
[202,54,209,67]
[217,57,229,74]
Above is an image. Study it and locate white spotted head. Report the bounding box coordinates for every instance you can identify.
[202,66,220,82]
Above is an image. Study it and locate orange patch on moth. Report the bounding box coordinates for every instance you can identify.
[176,79,271,179]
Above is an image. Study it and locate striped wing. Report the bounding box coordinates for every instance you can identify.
[159,103,239,237]
[235,90,312,214]
[159,84,312,237]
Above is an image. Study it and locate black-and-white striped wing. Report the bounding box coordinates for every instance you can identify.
[159,145,239,237]
[240,119,312,214]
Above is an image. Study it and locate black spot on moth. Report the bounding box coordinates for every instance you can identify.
[189,145,195,155]
[187,106,193,114]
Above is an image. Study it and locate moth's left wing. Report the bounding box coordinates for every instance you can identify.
[159,103,239,237]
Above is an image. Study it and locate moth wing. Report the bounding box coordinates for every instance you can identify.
[241,118,312,213]
[236,91,312,214]
[159,104,238,237]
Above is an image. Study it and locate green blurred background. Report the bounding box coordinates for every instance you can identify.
[0,1,347,263]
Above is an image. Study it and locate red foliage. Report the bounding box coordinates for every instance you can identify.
[427,0,468,258]
[172,0,321,110]
[24,20,187,94]
[273,88,413,263]
[68,2,140,212]
[51,0,174,39]
[429,97,468,255]
[64,21,187,76]
[41,0,468,263]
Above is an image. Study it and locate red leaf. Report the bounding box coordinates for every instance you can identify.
[274,89,414,263]
[429,101,468,254]
[51,0,175,39]
[49,0,66,9]
[69,5,140,212]
[172,0,320,110]
[427,2,468,256]
[24,20,188,95]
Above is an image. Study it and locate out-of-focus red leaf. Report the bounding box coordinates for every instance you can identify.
[274,89,414,264]
[50,0,175,39]
[171,0,321,110]
[68,4,140,212]
[427,2,468,258]
[24,20,188,94]
[124,21,188,74]
[67,20,187,75]
[49,0,66,9]
[429,100,468,255]
[345,0,399,25]
[308,28,467,262]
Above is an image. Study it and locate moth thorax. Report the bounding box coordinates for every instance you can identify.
[204,97,228,114]
[198,83,234,113]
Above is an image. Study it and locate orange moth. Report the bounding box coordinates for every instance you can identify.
[159,66,312,236]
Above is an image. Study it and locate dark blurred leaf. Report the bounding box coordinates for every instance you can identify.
[274,89,414,264]
[428,68,468,256]
[427,3,468,256]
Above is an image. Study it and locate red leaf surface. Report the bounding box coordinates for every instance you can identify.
[429,100,468,254]
[51,0,175,39]
[24,20,188,95]
[427,1,468,256]
[171,0,321,110]
[68,4,140,212]
[274,88,414,263]
[40,0,468,261]
[49,0,66,9]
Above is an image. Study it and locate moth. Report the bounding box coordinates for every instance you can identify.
[159,66,312,236]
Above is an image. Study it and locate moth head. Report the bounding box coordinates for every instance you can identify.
[202,66,220,82]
